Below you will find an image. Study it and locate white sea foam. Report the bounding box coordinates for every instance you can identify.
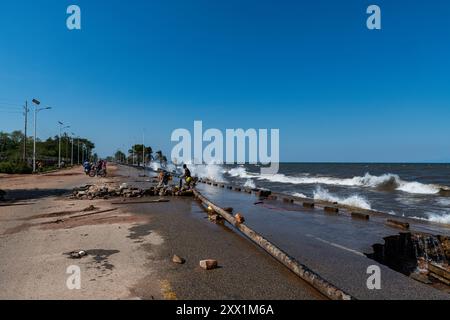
[227,167,255,179]
[412,213,450,225]
[189,163,227,182]
[293,192,308,198]
[225,168,442,195]
[313,187,372,210]
[244,179,256,189]
[436,198,450,206]
[426,213,450,224]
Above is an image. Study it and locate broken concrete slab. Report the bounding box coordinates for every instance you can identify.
[172,255,186,265]
[199,259,218,270]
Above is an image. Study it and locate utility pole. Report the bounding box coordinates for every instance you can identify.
[71,133,75,166]
[58,122,70,168]
[77,138,80,165]
[23,101,29,162]
[31,99,51,173]
[142,133,145,168]
[82,144,85,163]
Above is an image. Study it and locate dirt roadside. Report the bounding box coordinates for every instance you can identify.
[0,165,163,299]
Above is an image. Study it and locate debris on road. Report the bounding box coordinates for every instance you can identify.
[199,259,218,270]
[68,250,88,259]
[172,255,186,264]
[208,214,224,223]
[235,213,245,224]
[83,205,97,212]
[71,184,194,200]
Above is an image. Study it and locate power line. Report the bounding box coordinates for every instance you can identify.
[0,101,22,107]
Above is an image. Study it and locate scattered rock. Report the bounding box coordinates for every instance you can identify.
[71,183,194,200]
[172,255,186,264]
[69,250,88,259]
[235,213,245,224]
[83,205,97,212]
[209,214,224,223]
[199,259,218,270]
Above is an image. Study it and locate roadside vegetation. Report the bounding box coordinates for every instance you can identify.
[0,130,95,174]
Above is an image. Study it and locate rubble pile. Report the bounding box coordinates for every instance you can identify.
[71,184,194,200]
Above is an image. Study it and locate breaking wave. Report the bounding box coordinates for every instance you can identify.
[244,179,256,189]
[412,213,450,225]
[228,167,256,179]
[426,213,450,224]
[293,192,308,198]
[225,167,441,195]
[189,163,227,182]
[313,187,372,210]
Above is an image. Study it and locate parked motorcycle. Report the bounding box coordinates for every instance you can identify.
[89,168,107,178]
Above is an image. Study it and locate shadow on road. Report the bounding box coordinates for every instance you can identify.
[2,188,71,201]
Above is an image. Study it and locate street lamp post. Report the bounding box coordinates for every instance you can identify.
[32,99,51,173]
[81,144,85,163]
[58,122,70,168]
[77,137,80,165]
[70,132,75,166]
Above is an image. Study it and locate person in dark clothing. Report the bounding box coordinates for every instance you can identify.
[179,164,192,189]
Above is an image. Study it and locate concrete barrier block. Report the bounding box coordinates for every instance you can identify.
[257,190,272,198]
[386,219,409,230]
[324,206,339,213]
[303,202,315,208]
[351,212,370,220]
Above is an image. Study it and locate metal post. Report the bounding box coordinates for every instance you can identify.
[71,135,74,166]
[23,101,28,162]
[58,124,62,168]
[33,106,37,172]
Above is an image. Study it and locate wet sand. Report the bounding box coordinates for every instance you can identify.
[0,165,323,300]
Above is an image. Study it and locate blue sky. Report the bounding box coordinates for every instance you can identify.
[0,0,449,162]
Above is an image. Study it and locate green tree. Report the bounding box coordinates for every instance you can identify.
[114,150,126,162]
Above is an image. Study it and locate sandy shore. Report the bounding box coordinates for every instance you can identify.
[0,165,323,300]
